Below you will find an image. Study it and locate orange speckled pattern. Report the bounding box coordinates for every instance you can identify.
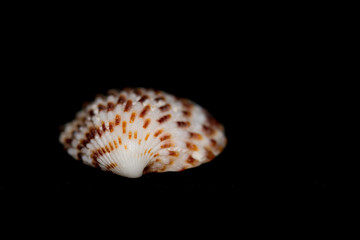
[59,88,227,178]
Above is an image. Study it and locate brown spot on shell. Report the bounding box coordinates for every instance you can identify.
[102,121,106,132]
[168,158,175,166]
[98,104,106,112]
[180,98,193,109]
[83,137,90,148]
[154,89,162,95]
[64,138,72,145]
[205,149,215,161]
[145,133,150,141]
[90,127,96,139]
[155,96,165,102]
[124,144,128,150]
[134,131,138,139]
[177,121,191,128]
[159,165,167,172]
[140,105,151,118]
[105,145,110,153]
[153,153,159,158]
[186,142,199,151]
[138,139,142,145]
[143,118,151,128]
[130,112,136,123]
[77,142,83,150]
[115,114,121,125]
[106,162,118,170]
[128,131,132,139]
[93,161,99,168]
[109,122,114,132]
[203,125,215,136]
[186,156,198,165]
[91,152,98,160]
[169,151,179,157]
[114,140,118,149]
[161,142,174,148]
[134,88,143,96]
[97,149,103,156]
[107,102,115,112]
[190,132,203,140]
[95,126,102,137]
[91,152,99,168]
[109,142,114,151]
[118,136,122,145]
[157,114,172,124]
[210,139,217,147]
[139,95,149,103]
[89,109,95,117]
[117,95,126,104]
[160,134,171,142]
[159,104,171,112]
[183,110,192,117]
[122,121,127,134]
[154,129,163,137]
[124,100,132,112]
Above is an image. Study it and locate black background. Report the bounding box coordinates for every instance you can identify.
[1,13,351,225]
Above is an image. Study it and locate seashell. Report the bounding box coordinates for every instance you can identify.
[59,88,227,178]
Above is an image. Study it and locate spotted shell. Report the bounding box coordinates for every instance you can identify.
[59,88,227,178]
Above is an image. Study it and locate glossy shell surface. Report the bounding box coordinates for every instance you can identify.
[60,88,226,178]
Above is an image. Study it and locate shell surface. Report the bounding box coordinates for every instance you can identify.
[59,88,227,178]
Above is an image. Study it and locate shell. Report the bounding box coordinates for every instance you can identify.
[59,88,227,178]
